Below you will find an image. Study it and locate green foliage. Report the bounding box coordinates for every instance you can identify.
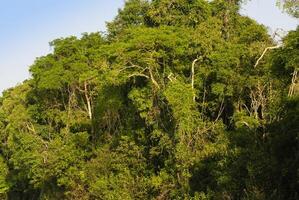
[0,0,298,199]
[0,156,9,195]
[277,0,299,18]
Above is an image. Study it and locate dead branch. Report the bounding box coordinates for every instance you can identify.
[254,45,281,68]
[214,97,225,122]
[288,69,298,97]
[26,122,36,134]
[148,67,160,89]
[84,81,92,120]
[128,73,150,79]
[167,73,174,82]
[119,64,143,72]
[250,83,267,119]
[191,57,202,102]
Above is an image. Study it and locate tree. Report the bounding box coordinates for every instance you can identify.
[278,0,299,18]
[0,0,298,199]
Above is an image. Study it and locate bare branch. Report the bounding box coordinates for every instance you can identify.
[84,81,92,120]
[128,73,150,79]
[214,97,225,122]
[26,122,36,134]
[254,45,281,68]
[167,73,175,82]
[288,69,298,97]
[191,57,203,102]
[148,67,160,89]
[119,63,144,72]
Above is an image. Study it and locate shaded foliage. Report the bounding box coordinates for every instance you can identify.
[0,0,298,199]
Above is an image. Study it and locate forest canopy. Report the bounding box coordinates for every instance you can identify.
[0,0,298,199]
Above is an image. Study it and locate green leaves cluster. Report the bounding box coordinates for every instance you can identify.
[0,0,298,199]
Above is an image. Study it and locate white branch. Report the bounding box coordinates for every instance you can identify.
[191,57,202,102]
[288,69,298,97]
[254,45,281,68]
[128,73,150,79]
[84,81,92,120]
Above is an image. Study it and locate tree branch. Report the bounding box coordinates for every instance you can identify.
[84,81,92,120]
[128,73,150,79]
[288,69,298,97]
[191,57,202,102]
[254,45,281,68]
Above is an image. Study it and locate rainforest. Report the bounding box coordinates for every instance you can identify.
[0,0,298,199]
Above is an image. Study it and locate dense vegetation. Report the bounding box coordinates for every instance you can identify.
[0,0,298,199]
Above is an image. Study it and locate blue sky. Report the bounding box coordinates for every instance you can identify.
[0,0,298,93]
